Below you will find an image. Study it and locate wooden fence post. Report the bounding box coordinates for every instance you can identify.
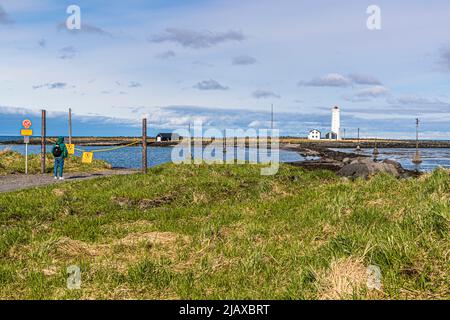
[41,109,46,174]
[142,118,148,174]
[68,108,72,145]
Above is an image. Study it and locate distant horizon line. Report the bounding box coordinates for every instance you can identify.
[1,135,449,142]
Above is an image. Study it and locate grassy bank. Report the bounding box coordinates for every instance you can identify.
[0,163,448,299]
[0,150,111,175]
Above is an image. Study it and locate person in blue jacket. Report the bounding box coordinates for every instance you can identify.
[52,137,69,180]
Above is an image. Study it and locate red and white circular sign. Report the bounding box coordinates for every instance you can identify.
[22,119,32,129]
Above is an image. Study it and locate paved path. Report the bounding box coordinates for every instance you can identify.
[0,169,139,193]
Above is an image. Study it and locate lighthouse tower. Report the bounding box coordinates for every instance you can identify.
[331,106,341,140]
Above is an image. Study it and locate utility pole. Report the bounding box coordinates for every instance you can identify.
[41,110,46,174]
[25,138,28,175]
[271,104,274,130]
[413,118,422,165]
[68,108,73,145]
[373,137,379,159]
[356,128,361,152]
[142,118,148,174]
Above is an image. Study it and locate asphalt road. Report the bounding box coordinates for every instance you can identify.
[0,169,138,193]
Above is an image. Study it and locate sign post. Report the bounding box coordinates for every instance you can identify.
[41,110,46,174]
[82,152,93,164]
[67,143,75,155]
[24,136,29,175]
[21,119,32,175]
[142,118,148,174]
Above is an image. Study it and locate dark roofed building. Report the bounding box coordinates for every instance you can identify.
[156,133,180,142]
[325,132,338,140]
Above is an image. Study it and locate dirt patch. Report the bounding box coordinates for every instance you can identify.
[110,196,134,208]
[219,222,248,240]
[54,237,104,258]
[111,194,176,210]
[119,232,186,246]
[260,182,292,200]
[52,189,66,197]
[101,220,154,233]
[138,194,175,209]
[317,256,368,300]
[192,192,208,204]
[52,231,188,260]
[42,265,59,276]
[313,223,337,248]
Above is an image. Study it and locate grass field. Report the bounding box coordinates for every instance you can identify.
[0,150,111,175]
[0,163,448,299]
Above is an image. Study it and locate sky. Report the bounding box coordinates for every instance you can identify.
[0,0,449,138]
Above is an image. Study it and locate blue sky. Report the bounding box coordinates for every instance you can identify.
[0,0,449,138]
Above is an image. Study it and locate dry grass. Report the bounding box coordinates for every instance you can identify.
[0,164,448,299]
[317,256,369,300]
[0,150,111,175]
[51,232,188,260]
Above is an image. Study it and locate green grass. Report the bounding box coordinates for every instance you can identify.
[0,150,111,175]
[0,163,448,300]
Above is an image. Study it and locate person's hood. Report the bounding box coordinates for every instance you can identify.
[56,137,64,144]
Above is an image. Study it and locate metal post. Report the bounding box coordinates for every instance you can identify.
[271,104,274,130]
[25,142,28,175]
[413,118,422,165]
[416,118,419,150]
[356,128,361,152]
[41,110,46,174]
[69,108,72,145]
[142,118,148,174]
[373,137,379,159]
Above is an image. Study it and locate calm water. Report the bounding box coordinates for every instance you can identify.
[2,135,448,171]
[334,148,450,171]
[0,143,303,169]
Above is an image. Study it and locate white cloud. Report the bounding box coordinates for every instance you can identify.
[252,90,281,99]
[156,50,176,59]
[32,82,69,90]
[300,73,351,87]
[232,55,257,65]
[0,5,13,25]
[149,28,246,49]
[354,86,389,98]
[58,46,77,60]
[438,47,450,72]
[56,22,112,37]
[194,79,229,91]
[348,73,382,85]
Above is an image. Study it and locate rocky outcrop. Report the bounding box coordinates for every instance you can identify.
[337,157,415,179]
[285,144,420,179]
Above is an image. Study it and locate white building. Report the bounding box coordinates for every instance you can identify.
[331,106,341,140]
[308,129,321,140]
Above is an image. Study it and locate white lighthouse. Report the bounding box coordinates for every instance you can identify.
[331,106,341,140]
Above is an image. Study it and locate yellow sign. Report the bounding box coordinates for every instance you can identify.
[67,144,75,155]
[82,152,93,164]
[20,129,33,136]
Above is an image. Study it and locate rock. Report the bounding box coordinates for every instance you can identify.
[350,157,373,165]
[288,159,344,172]
[338,158,401,179]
